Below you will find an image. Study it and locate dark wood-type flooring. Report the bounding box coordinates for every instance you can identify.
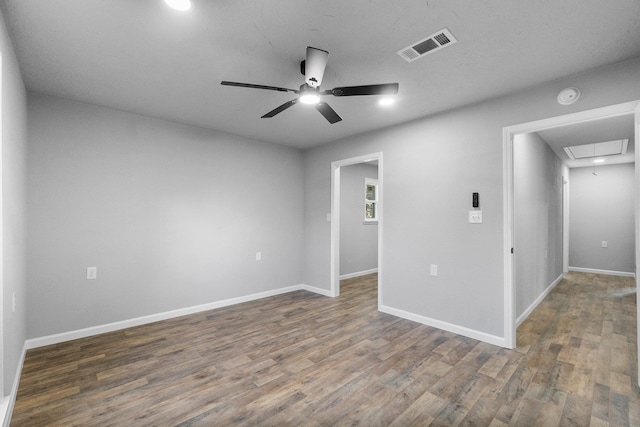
[10,272,639,426]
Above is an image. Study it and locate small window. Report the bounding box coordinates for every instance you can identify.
[364,178,378,223]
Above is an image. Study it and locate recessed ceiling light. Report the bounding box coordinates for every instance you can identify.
[593,158,605,163]
[378,98,395,106]
[165,0,191,11]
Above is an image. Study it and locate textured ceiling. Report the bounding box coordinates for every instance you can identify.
[3,0,640,148]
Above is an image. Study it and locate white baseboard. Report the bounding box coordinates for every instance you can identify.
[568,267,635,278]
[2,343,27,427]
[301,284,333,297]
[379,304,507,348]
[26,284,315,350]
[339,268,378,280]
[516,273,564,327]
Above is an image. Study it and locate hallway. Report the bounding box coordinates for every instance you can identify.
[516,272,638,425]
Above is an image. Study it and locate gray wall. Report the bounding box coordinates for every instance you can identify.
[569,163,635,273]
[340,163,378,276]
[26,94,304,338]
[514,132,564,319]
[303,57,640,339]
[0,6,28,396]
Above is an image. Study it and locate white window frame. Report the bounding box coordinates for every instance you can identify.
[364,178,378,223]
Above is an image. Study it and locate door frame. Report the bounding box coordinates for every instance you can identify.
[330,152,383,308]
[0,52,4,401]
[503,100,640,355]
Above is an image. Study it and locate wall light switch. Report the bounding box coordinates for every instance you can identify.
[256,252,262,261]
[326,213,331,222]
[469,211,483,224]
[601,241,608,248]
[87,267,97,280]
[430,264,438,277]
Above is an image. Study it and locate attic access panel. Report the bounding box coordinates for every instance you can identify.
[563,139,629,160]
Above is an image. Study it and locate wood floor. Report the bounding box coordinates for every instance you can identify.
[10,272,639,426]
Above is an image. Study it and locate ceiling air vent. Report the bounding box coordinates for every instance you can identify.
[397,28,457,62]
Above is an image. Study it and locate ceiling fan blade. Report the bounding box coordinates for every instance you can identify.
[324,83,399,97]
[221,81,298,94]
[261,99,298,118]
[316,102,342,124]
[305,47,329,88]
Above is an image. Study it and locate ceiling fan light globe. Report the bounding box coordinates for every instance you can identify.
[300,93,321,105]
[164,0,191,11]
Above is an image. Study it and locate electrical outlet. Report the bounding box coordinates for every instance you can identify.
[87,267,97,280]
[601,241,608,248]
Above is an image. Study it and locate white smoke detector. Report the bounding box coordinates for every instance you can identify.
[557,87,581,105]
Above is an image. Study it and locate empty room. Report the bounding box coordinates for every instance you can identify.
[1,0,639,425]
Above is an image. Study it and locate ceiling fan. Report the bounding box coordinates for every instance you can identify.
[221,47,399,124]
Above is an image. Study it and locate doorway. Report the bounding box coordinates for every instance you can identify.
[339,163,379,280]
[503,100,640,384]
[330,152,383,308]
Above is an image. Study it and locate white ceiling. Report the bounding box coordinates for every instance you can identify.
[3,0,640,149]
[537,114,635,168]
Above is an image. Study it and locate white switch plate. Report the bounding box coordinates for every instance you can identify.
[430,264,438,276]
[256,252,262,261]
[469,211,483,224]
[601,241,608,248]
[87,267,97,280]
[326,213,331,222]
